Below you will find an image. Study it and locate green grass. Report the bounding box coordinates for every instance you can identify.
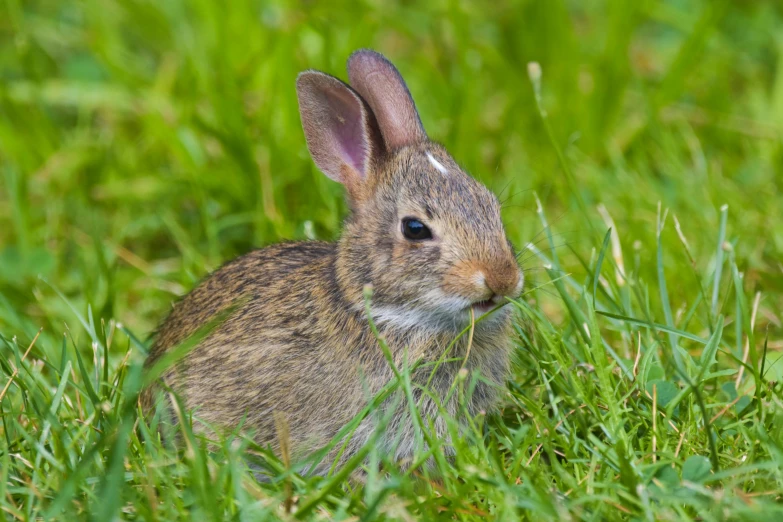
[2,0,783,519]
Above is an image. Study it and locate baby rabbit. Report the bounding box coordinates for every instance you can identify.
[144,49,523,473]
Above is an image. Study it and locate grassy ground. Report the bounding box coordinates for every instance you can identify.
[2,0,783,519]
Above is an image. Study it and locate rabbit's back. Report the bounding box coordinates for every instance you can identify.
[148,241,381,454]
[151,241,336,354]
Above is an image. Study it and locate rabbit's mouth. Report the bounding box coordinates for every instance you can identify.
[470,295,506,315]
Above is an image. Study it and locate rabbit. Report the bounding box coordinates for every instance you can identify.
[143,49,524,475]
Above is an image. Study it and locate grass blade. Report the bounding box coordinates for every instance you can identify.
[596,311,708,345]
[711,204,728,317]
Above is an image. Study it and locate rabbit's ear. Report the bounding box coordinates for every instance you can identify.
[296,71,383,188]
[347,50,427,151]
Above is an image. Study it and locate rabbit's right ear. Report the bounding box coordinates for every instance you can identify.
[296,71,383,192]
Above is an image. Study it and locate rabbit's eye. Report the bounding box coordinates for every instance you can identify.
[401,217,433,241]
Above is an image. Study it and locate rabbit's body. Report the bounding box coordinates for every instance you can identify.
[151,237,511,470]
[145,51,523,472]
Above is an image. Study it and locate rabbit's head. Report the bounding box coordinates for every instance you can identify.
[297,50,522,332]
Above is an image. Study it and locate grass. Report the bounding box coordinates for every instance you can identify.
[2,0,783,519]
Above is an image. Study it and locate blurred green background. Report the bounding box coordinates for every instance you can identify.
[1,0,782,343]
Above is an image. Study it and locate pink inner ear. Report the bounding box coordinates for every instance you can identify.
[297,70,377,185]
[324,86,368,177]
[337,114,366,175]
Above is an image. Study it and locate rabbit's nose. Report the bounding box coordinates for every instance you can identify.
[485,263,523,298]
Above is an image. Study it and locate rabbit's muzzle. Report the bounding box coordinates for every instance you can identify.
[443,256,523,307]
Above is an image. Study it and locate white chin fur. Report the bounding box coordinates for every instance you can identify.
[365,288,512,333]
[369,302,510,333]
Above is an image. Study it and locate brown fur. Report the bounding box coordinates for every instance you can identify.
[143,50,523,473]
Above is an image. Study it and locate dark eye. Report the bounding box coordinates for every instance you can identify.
[401,217,433,241]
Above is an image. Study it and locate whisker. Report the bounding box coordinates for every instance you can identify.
[516,245,575,268]
[521,266,568,274]
[515,230,578,255]
[500,204,538,211]
[499,187,537,207]
[514,215,576,251]
[495,178,514,201]
[516,239,577,261]
[520,283,561,300]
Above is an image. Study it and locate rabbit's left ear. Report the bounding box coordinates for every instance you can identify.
[296,70,384,193]
[347,50,427,151]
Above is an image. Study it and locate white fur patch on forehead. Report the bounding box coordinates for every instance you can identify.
[426,152,448,175]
